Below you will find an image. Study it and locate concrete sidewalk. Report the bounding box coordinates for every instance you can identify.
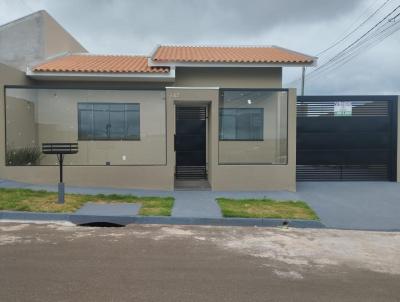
[0,179,223,219]
[0,179,399,230]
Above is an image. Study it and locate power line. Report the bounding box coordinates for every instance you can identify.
[291,3,400,87]
[287,1,400,88]
[305,5,400,80]
[316,0,392,56]
[306,16,400,81]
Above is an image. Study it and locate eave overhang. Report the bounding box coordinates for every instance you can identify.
[26,67,176,82]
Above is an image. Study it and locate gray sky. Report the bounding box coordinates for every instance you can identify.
[1,0,400,94]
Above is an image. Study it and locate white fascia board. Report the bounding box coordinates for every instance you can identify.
[148,61,317,68]
[26,67,176,82]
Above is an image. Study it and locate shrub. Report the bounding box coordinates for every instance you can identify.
[6,146,42,166]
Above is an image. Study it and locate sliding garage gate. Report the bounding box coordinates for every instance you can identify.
[297,96,397,181]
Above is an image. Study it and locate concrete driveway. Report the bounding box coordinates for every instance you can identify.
[295,181,400,231]
[178,181,400,231]
[218,181,400,231]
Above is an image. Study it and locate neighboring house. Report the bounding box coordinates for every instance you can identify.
[0,10,86,71]
[1,11,317,191]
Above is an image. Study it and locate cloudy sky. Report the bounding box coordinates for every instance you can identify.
[1,0,400,95]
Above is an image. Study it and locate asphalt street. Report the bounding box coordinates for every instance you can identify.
[0,222,399,302]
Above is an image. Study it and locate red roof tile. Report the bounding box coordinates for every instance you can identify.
[152,46,315,64]
[33,54,169,73]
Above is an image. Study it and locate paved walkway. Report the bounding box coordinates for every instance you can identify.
[0,179,222,219]
[1,179,400,230]
[75,203,140,216]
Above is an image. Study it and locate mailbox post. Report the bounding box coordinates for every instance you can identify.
[42,143,78,204]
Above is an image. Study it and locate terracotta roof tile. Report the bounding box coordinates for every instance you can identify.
[33,54,169,73]
[152,46,315,64]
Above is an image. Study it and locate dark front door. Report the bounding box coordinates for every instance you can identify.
[297,96,398,181]
[175,106,207,179]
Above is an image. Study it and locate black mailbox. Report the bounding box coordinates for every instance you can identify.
[42,143,78,204]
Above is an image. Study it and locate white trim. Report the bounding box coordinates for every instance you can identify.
[26,67,176,82]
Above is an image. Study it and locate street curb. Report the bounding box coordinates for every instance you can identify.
[0,211,70,221]
[0,211,325,228]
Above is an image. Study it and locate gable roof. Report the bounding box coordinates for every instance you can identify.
[152,45,315,64]
[33,54,169,73]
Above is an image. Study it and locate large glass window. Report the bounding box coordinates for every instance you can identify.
[220,108,263,140]
[219,89,288,165]
[78,103,140,140]
[5,88,166,166]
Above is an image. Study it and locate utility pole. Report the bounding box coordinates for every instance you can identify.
[301,66,306,96]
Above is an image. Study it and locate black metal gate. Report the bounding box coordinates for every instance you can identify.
[175,106,207,179]
[297,96,397,181]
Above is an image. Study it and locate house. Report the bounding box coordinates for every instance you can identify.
[1,10,318,191]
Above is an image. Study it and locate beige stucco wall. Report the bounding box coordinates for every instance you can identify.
[5,89,167,165]
[174,67,282,88]
[0,68,174,190]
[5,96,37,150]
[214,89,296,191]
[219,91,288,164]
[1,66,297,191]
[0,63,32,166]
[167,87,296,191]
[37,89,166,165]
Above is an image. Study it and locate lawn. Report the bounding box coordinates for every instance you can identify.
[0,188,174,216]
[217,198,319,220]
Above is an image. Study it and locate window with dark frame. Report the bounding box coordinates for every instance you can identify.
[78,103,140,140]
[219,108,263,140]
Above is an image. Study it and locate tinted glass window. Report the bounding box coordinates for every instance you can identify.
[78,104,93,140]
[78,103,140,140]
